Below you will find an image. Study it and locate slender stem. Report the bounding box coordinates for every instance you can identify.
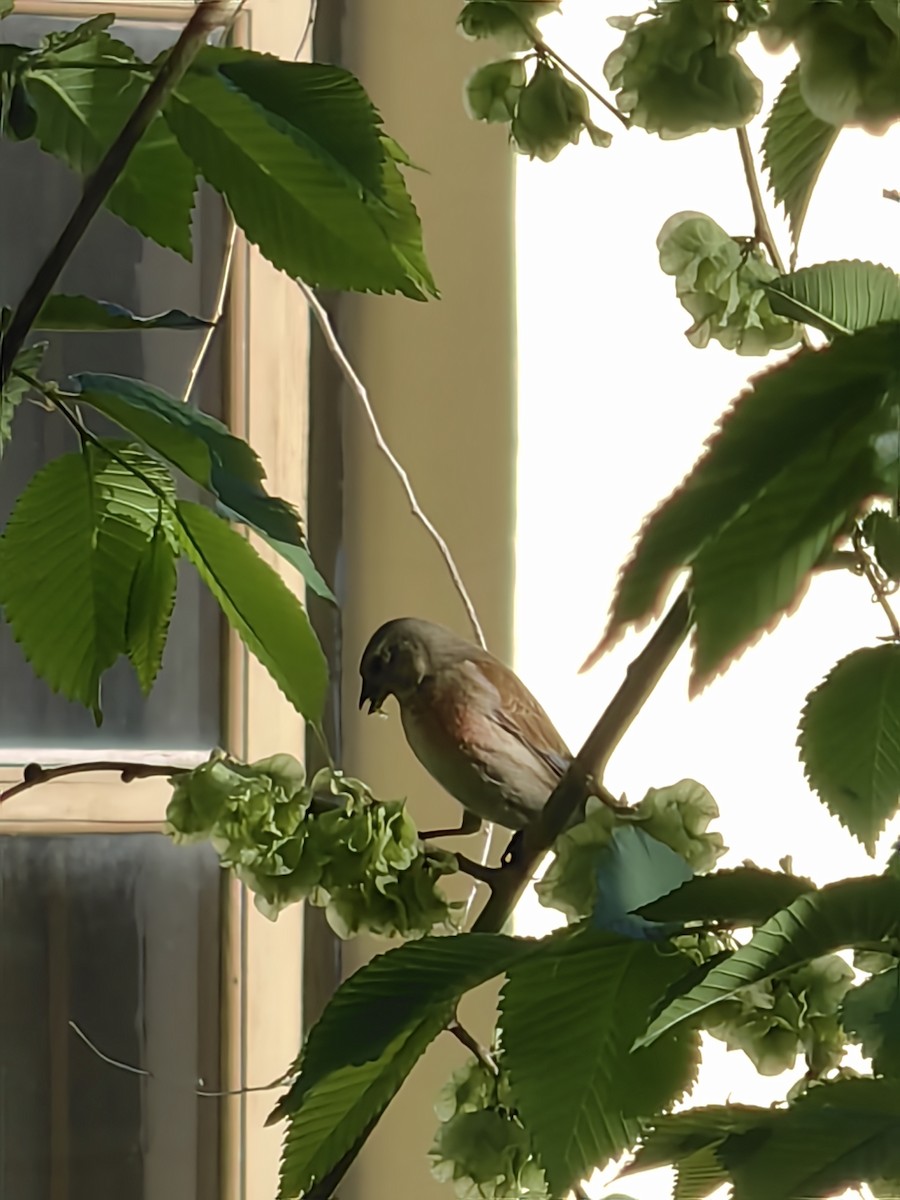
[473,589,693,932]
[854,527,900,640]
[182,221,238,406]
[736,127,785,274]
[0,760,183,805]
[0,0,232,388]
[535,39,629,129]
[300,283,488,650]
[450,853,501,885]
[447,1021,499,1075]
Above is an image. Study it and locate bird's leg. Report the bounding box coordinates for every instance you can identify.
[419,809,483,841]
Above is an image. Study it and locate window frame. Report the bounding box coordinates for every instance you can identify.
[1,4,314,1198]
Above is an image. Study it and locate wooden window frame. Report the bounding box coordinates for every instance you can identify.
[1,4,314,1197]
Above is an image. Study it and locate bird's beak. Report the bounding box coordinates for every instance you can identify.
[359,678,385,715]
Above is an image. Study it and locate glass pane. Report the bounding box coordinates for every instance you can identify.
[0,15,225,750]
[0,834,221,1200]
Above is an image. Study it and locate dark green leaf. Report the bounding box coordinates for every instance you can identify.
[209,51,387,198]
[638,867,816,926]
[501,932,700,1194]
[126,523,178,694]
[841,965,900,1075]
[622,1105,765,1184]
[602,325,900,650]
[175,501,327,721]
[38,14,115,53]
[799,645,900,852]
[723,1077,900,1200]
[36,294,212,332]
[2,342,46,454]
[637,875,900,1049]
[27,34,196,256]
[278,1017,441,1200]
[864,509,900,581]
[767,261,900,338]
[166,68,434,298]
[270,933,535,1124]
[76,373,303,547]
[257,531,336,604]
[690,436,878,691]
[0,445,172,719]
[762,67,839,254]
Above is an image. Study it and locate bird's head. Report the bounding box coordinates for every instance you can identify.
[359,617,466,713]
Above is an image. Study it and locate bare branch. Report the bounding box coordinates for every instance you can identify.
[300,283,487,649]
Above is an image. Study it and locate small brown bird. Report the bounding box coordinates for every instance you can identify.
[359,617,572,835]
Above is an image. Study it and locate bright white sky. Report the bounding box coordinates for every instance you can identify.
[513,5,900,1197]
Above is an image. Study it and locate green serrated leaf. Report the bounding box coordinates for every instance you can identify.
[842,966,900,1076]
[257,530,335,604]
[207,50,387,198]
[27,34,196,256]
[175,501,327,721]
[799,645,900,852]
[638,867,817,926]
[76,373,303,547]
[0,445,170,718]
[166,67,434,298]
[269,933,535,1125]
[762,66,839,255]
[501,932,700,1195]
[36,294,212,332]
[690,434,878,692]
[767,261,900,338]
[37,14,115,54]
[277,1018,441,1200]
[601,324,900,651]
[637,875,900,1049]
[723,1077,900,1200]
[864,509,900,581]
[1,342,46,454]
[126,523,178,694]
[622,1104,766,1179]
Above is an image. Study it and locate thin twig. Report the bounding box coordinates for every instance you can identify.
[735,127,785,274]
[68,1020,289,1097]
[294,0,319,61]
[0,0,233,387]
[854,527,900,640]
[449,852,501,885]
[182,221,237,405]
[0,760,184,805]
[535,38,629,129]
[300,283,487,649]
[447,1021,499,1075]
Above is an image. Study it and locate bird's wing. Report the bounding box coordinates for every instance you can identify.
[472,656,571,780]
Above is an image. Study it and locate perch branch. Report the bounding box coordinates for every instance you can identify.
[473,588,693,931]
[0,0,233,388]
[300,283,487,649]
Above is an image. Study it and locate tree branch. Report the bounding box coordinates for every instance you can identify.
[447,1020,499,1075]
[473,589,693,931]
[300,283,488,649]
[0,760,183,805]
[0,0,233,388]
[736,126,785,274]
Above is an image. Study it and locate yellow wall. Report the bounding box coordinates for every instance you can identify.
[337,2,517,1196]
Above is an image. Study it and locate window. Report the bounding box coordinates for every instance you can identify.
[1,4,315,1198]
